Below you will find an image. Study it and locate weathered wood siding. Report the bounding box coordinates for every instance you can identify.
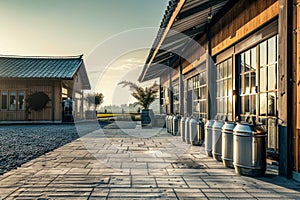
[0,79,61,121]
[211,0,278,55]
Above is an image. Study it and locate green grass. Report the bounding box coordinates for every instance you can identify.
[97,113,140,121]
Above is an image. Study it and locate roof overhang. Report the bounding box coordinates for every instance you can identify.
[139,0,229,82]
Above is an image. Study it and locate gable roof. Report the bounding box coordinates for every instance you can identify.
[138,0,230,82]
[0,55,83,79]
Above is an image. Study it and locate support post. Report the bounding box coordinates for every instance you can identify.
[168,60,174,114]
[278,0,293,178]
[206,21,216,120]
[179,57,184,115]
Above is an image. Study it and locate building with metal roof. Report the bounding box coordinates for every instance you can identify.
[139,0,300,180]
[0,55,91,122]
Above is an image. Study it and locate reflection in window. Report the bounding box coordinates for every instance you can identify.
[190,70,207,118]
[268,92,276,116]
[239,46,257,119]
[9,91,16,110]
[260,67,267,92]
[18,91,25,110]
[268,65,276,90]
[260,41,267,66]
[216,58,233,120]
[260,93,267,116]
[1,91,7,109]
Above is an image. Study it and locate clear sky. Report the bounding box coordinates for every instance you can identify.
[0,0,169,106]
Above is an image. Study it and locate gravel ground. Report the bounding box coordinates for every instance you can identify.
[0,124,84,175]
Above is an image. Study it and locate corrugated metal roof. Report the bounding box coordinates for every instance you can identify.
[139,0,230,82]
[0,55,83,79]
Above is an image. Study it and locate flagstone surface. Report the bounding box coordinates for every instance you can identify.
[1,122,300,199]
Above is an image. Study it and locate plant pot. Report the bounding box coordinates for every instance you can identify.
[140,109,154,128]
[85,110,97,119]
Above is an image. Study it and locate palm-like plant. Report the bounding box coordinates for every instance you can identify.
[118,81,159,110]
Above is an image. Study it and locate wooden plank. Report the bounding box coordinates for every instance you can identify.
[211,0,278,55]
[278,0,293,178]
[294,0,300,172]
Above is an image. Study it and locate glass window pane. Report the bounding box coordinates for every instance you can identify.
[241,96,245,114]
[228,59,232,77]
[245,50,251,72]
[224,97,227,114]
[251,48,256,70]
[260,41,267,66]
[268,92,276,116]
[228,79,232,97]
[219,82,224,97]
[260,67,267,92]
[228,96,232,114]
[220,98,224,113]
[268,118,277,150]
[220,63,224,79]
[268,65,276,90]
[193,88,199,100]
[244,95,250,114]
[9,91,16,110]
[224,80,227,97]
[200,87,206,99]
[1,91,7,109]
[223,61,228,78]
[268,36,276,64]
[250,95,256,115]
[240,74,244,94]
[245,73,250,94]
[217,82,220,97]
[260,93,267,116]
[251,72,256,94]
[18,91,25,110]
[239,53,244,72]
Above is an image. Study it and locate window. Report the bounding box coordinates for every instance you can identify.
[1,91,8,109]
[258,35,278,152]
[199,71,207,119]
[172,80,179,114]
[216,58,233,120]
[0,90,25,111]
[9,91,16,111]
[18,91,25,110]
[237,35,278,154]
[239,47,257,119]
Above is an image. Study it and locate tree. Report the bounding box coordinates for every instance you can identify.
[86,93,104,110]
[118,81,159,110]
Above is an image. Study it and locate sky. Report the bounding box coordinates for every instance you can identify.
[0,0,169,106]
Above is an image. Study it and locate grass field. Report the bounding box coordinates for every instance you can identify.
[97,113,140,121]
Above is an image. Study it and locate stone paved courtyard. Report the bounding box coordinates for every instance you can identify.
[1,121,300,199]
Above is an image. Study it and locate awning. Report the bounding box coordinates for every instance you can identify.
[139,0,229,82]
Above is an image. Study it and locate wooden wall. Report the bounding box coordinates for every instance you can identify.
[0,79,61,121]
[293,0,300,172]
[211,0,278,55]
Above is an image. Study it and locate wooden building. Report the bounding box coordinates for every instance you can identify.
[0,55,90,122]
[139,0,300,179]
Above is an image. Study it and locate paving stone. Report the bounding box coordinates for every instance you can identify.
[0,126,300,199]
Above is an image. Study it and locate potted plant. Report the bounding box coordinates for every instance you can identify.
[85,92,104,119]
[118,81,159,128]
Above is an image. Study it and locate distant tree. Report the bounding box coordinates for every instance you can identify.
[118,81,159,110]
[86,93,104,110]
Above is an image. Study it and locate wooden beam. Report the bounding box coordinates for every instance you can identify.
[278,0,293,178]
[293,0,300,172]
[140,0,186,82]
